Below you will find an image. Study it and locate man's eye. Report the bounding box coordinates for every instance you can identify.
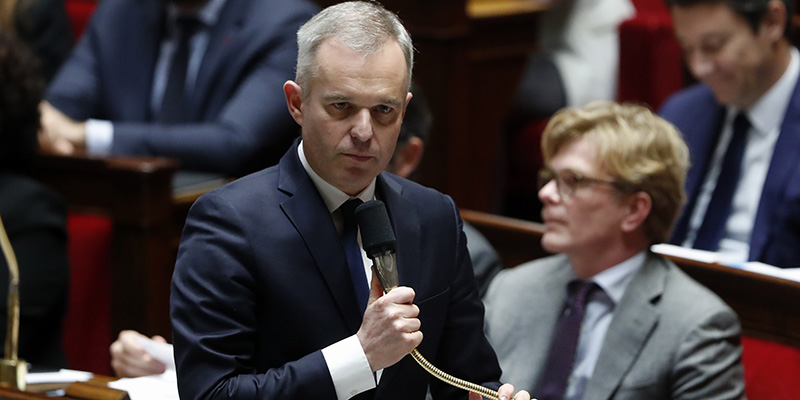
[561,172,581,187]
[333,102,348,110]
[375,105,392,114]
[700,37,729,55]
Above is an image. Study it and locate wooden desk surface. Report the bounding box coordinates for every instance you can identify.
[0,375,123,400]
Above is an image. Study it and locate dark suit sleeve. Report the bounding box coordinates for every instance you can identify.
[44,3,104,122]
[671,307,745,400]
[170,192,336,400]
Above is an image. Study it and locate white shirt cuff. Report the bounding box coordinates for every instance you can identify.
[85,119,113,155]
[321,334,376,400]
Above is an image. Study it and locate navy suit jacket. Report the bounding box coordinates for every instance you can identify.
[46,0,317,174]
[170,140,503,399]
[660,82,800,267]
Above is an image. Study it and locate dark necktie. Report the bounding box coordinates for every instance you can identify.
[537,280,597,400]
[693,112,750,251]
[158,16,201,123]
[340,199,369,313]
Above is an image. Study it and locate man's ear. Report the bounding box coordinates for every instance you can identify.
[620,192,652,234]
[391,137,424,179]
[402,92,413,118]
[760,0,787,42]
[284,81,304,125]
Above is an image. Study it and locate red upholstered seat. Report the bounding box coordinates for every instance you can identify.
[616,3,683,110]
[63,213,113,375]
[742,336,800,400]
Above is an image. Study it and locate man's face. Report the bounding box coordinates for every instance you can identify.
[538,138,632,258]
[671,2,781,107]
[289,39,410,196]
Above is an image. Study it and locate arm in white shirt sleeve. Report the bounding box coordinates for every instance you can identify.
[321,334,376,400]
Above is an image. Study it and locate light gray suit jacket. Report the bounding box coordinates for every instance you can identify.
[484,252,745,400]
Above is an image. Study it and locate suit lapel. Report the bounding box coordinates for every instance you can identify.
[750,79,800,260]
[375,175,422,290]
[671,98,726,245]
[190,0,247,119]
[122,1,163,120]
[278,142,363,333]
[529,259,575,391]
[584,254,664,400]
[369,174,419,396]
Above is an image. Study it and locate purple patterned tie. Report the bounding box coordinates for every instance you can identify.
[536,280,597,400]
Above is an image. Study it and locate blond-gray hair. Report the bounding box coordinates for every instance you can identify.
[542,101,691,244]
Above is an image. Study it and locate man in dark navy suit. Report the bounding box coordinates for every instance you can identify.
[661,0,800,267]
[170,2,530,399]
[40,0,318,175]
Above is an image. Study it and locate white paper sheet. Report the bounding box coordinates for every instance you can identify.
[26,369,93,384]
[108,370,179,400]
[651,243,800,282]
[137,337,176,370]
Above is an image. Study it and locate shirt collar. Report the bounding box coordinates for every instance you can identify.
[167,0,227,27]
[588,250,646,305]
[731,46,800,137]
[298,140,376,214]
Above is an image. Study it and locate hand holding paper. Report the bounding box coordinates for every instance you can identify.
[110,330,173,377]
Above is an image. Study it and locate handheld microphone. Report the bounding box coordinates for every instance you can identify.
[354,200,501,400]
[354,200,398,292]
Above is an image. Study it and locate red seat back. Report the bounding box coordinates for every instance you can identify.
[64,213,113,375]
[616,0,684,110]
[742,336,800,400]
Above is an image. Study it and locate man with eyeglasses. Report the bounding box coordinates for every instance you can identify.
[483,102,745,400]
[660,0,800,267]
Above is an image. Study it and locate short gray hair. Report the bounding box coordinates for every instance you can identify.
[295,1,414,96]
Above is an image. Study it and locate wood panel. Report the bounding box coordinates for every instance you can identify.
[31,153,180,340]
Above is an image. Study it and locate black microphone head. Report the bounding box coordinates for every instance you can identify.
[355,200,397,257]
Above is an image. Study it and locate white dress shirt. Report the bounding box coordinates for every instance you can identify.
[298,141,381,400]
[683,47,800,262]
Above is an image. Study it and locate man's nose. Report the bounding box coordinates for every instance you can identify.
[351,109,373,141]
[688,53,715,81]
[538,179,560,204]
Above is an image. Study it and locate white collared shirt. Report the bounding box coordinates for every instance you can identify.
[565,251,645,400]
[683,47,800,262]
[298,142,381,400]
